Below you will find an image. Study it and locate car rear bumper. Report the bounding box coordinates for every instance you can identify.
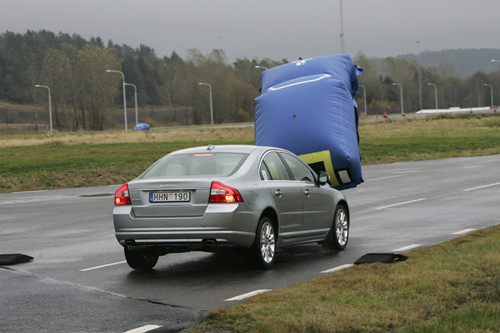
[113,203,258,249]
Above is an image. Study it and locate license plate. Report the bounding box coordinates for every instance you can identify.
[149,191,191,203]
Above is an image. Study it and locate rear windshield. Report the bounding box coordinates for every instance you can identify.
[141,153,248,179]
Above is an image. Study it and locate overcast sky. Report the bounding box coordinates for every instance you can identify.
[1,0,499,61]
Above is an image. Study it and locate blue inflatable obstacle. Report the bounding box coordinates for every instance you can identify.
[133,123,150,131]
[254,54,363,190]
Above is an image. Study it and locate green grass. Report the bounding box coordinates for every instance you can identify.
[194,226,500,333]
[0,140,252,192]
[360,128,500,164]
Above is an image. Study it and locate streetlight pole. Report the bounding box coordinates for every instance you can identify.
[359,84,367,115]
[198,82,214,125]
[416,41,423,111]
[488,61,499,109]
[125,83,138,125]
[106,70,128,131]
[392,82,404,116]
[483,84,494,109]
[35,84,52,135]
[427,83,438,109]
[339,0,345,53]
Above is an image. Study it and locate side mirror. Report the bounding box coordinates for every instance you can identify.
[318,171,330,186]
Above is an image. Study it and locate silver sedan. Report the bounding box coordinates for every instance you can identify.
[113,145,350,270]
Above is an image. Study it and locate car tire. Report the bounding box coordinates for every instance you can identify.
[323,203,349,251]
[124,247,159,270]
[250,216,276,269]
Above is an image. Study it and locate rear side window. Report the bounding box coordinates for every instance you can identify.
[260,152,290,180]
[141,153,247,179]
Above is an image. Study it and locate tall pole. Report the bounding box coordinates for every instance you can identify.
[125,83,138,125]
[392,82,404,115]
[35,84,52,135]
[491,60,499,111]
[416,41,422,110]
[427,83,438,109]
[339,0,345,53]
[359,84,367,115]
[198,82,213,125]
[483,84,494,109]
[106,70,128,131]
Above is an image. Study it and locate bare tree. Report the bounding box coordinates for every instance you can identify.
[74,44,120,130]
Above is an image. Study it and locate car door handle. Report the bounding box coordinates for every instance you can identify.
[304,189,311,197]
[274,189,283,198]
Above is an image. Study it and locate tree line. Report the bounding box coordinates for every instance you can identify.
[1,30,499,131]
[355,52,500,115]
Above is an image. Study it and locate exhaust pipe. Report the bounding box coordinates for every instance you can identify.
[203,239,217,246]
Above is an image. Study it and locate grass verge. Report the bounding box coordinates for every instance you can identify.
[193,225,500,333]
[1,113,500,192]
[0,139,252,192]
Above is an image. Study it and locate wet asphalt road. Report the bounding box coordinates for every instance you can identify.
[1,154,499,332]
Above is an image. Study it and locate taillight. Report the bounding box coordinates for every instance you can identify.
[115,184,131,205]
[209,181,243,203]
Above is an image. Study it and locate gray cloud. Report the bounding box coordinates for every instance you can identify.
[1,0,498,61]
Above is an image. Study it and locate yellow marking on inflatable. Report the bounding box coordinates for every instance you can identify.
[299,150,339,187]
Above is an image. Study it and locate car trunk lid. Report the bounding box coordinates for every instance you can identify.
[128,179,212,218]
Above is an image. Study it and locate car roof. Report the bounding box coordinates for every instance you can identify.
[169,144,284,155]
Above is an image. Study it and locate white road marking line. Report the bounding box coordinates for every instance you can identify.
[320,264,355,274]
[462,165,484,169]
[225,289,271,302]
[463,182,500,192]
[393,244,423,252]
[375,198,426,210]
[80,261,126,272]
[392,170,418,174]
[452,228,477,235]
[124,325,162,333]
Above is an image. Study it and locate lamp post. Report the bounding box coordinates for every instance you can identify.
[359,84,367,115]
[427,83,438,109]
[491,59,500,63]
[255,65,268,71]
[483,84,494,109]
[339,0,345,53]
[125,83,138,125]
[416,41,423,111]
[392,82,404,116]
[198,82,214,125]
[106,70,128,131]
[35,84,52,135]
